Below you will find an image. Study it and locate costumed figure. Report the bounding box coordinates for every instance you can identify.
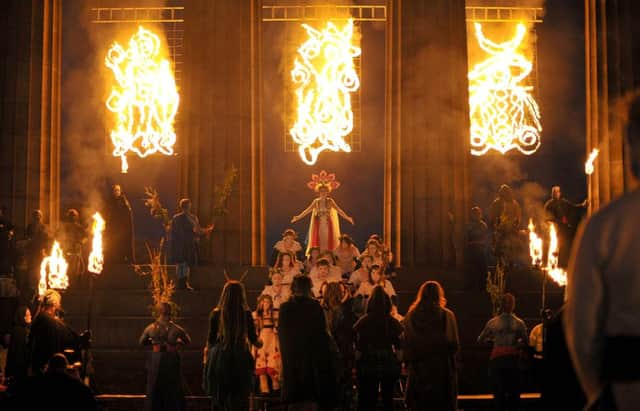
[309,251,342,285]
[260,270,291,310]
[57,209,87,283]
[355,264,397,317]
[253,294,282,394]
[333,234,360,277]
[203,281,262,411]
[543,186,587,267]
[360,238,388,271]
[465,206,490,290]
[291,170,354,254]
[311,259,332,299]
[24,210,50,297]
[105,184,135,263]
[488,184,522,264]
[303,246,321,274]
[349,254,374,292]
[139,302,191,411]
[274,251,302,284]
[270,229,304,267]
[169,199,214,290]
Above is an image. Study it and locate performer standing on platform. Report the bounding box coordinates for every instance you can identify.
[105,184,135,264]
[543,186,587,267]
[169,199,213,290]
[24,210,50,297]
[488,185,522,264]
[139,302,191,411]
[291,170,354,254]
[58,209,87,283]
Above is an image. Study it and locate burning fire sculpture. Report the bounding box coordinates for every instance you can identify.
[528,219,567,286]
[88,212,105,274]
[585,148,599,175]
[468,23,541,156]
[105,26,179,173]
[39,241,69,297]
[290,19,361,165]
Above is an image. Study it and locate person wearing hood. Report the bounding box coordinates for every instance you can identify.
[403,281,459,411]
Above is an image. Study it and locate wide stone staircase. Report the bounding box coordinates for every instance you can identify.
[60,263,564,410]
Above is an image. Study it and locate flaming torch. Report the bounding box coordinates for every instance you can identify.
[290,19,361,165]
[88,212,105,274]
[105,26,179,173]
[468,23,541,156]
[546,224,568,286]
[585,148,599,175]
[39,241,69,296]
[528,219,543,267]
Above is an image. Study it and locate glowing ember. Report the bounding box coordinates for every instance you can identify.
[105,26,179,173]
[39,241,69,296]
[468,23,541,156]
[88,212,106,274]
[585,148,599,175]
[290,19,361,165]
[545,224,568,286]
[528,219,543,267]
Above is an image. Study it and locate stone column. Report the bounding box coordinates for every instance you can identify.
[585,0,640,213]
[180,0,264,265]
[0,0,61,232]
[388,0,471,268]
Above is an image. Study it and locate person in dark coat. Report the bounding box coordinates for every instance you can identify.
[353,285,403,411]
[403,281,460,411]
[488,184,522,264]
[204,281,262,411]
[0,206,16,276]
[57,209,87,282]
[465,206,490,290]
[105,184,135,264]
[24,210,50,297]
[322,282,357,410]
[30,290,80,374]
[139,302,191,411]
[279,275,337,411]
[4,353,96,411]
[169,198,213,290]
[5,305,31,385]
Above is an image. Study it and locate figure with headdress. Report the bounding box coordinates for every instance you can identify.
[253,294,282,394]
[291,170,354,254]
[270,228,304,267]
[139,302,191,411]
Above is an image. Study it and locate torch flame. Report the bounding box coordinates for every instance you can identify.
[528,219,543,267]
[545,224,568,286]
[468,23,541,156]
[39,241,69,296]
[290,19,361,165]
[105,26,179,173]
[585,148,599,175]
[88,212,106,274]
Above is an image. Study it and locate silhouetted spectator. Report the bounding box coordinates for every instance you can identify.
[403,281,459,411]
[465,206,490,290]
[0,206,16,276]
[203,281,261,411]
[5,306,31,385]
[0,279,18,383]
[4,353,96,410]
[564,96,640,411]
[30,290,80,374]
[478,293,528,411]
[139,302,191,411]
[353,285,403,411]
[279,275,337,411]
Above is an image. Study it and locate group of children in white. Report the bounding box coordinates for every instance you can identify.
[252,228,398,394]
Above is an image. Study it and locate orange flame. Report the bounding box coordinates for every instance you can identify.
[585,148,599,175]
[545,224,568,286]
[105,26,179,173]
[88,212,106,274]
[39,241,69,296]
[528,219,543,267]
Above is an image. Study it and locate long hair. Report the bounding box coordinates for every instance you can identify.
[407,280,446,314]
[275,251,295,270]
[216,281,250,348]
[366,285,391,316]
[322,282,344,310]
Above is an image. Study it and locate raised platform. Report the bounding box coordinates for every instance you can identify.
[60,263,564,397]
